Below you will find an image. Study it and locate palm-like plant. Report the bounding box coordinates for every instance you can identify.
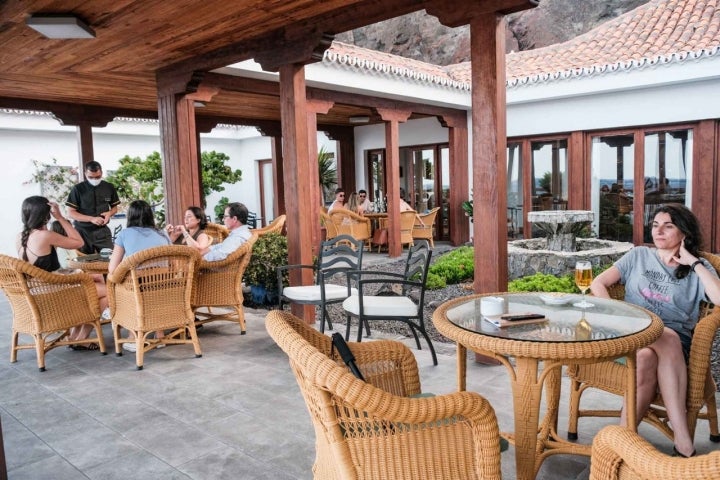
[318,146,337,202]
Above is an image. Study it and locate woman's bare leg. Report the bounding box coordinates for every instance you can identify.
[620,346,658,427]
[653,328,694,456]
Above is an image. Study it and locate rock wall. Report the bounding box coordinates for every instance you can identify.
[507,239,633,280]
[336,0,651,66]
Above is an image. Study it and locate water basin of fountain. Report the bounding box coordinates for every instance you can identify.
[527,210,595,252]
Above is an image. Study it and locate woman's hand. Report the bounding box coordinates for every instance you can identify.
[48,201,63,220]
[673,239,698,266]
[166,224,175,234]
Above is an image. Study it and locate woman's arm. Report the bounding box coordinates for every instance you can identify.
[589,265,621,299]
[180,228,211,251]
[674,240,720,305]
[49,202,84,250]
[108,245,125,274]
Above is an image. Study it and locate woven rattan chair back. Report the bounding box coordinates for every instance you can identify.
[590,425,720,480]
[567,252,720,443]
[191,234,257,333]
[412,207,439,248]
[107,245,201,369]
[203,223,229,244]
[399,210,417,248]
[329,209,371,248]
[0,254,106,370]
[255,214,286,237]
[266,309,503,480]
[320,211,338,241]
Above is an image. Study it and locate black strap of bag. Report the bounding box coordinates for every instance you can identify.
[331,333,365,381]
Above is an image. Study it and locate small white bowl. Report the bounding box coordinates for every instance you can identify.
[539,293,572,306]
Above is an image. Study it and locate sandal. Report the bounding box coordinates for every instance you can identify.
[70,343,100,351]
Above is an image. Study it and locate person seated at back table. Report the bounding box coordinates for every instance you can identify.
[166,206,212,251]
[590,204,720,458]
[200,202,252,262]
[328,188,345,212]
[16,196,108,344]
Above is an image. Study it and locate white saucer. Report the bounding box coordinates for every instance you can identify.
[539,293,572,306]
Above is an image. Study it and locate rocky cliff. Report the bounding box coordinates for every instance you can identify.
[335,0,651,65]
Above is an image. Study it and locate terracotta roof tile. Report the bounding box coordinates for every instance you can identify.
[323,0,719,90]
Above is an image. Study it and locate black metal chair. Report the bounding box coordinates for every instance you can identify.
[277,234,364,333]
[342,240,437,365]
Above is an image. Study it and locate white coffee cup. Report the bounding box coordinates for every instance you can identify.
[480,296,505,316]
[100,248,112,259]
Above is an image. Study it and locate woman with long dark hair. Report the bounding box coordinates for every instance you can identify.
[108,200,170,274]
[591,203,720,457]
[108,200,171,352]
[17,195,108,344]
[17,196,83,271]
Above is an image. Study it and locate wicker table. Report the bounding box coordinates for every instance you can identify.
[433,292,664,480]
[67,256,110,275]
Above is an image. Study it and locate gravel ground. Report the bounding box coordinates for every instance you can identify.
[251,248,720,390]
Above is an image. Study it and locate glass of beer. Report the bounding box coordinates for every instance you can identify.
[573,260,594,308]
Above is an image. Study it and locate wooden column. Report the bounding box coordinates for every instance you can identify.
[377,108,411,257]
[271,135,285,216]
[76,123,95,172]
[157,93,203,226]
[279,63,315,323]
[471,14,508,293]
[440,113,470,245]
[307,99,334,254]
[693,120,718,251]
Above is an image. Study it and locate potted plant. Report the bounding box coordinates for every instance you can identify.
[244,233,288,305]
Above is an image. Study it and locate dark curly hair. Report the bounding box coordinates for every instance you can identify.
[652,203,703,279]
[20,196,51,261]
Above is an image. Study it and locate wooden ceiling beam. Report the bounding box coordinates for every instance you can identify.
[0,96,157,125]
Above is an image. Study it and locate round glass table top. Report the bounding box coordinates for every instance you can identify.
[445,293,654,343]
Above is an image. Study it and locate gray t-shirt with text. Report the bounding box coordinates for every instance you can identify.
[615,246,717,340]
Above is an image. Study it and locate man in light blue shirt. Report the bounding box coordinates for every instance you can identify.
[201,202,252,261]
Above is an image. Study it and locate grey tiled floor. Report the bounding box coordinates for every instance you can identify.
[1,290,717,479]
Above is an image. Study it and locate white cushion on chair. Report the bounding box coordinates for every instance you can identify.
[283,284,357,302]
[342,294,418,317]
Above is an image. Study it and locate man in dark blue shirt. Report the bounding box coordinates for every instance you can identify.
[66,161,121,254]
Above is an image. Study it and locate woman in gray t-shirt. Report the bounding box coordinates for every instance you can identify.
[591,204,720,458]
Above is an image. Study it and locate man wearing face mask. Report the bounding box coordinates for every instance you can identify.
[66,161,121,254]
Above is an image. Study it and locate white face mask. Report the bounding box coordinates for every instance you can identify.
[87,178,101,187]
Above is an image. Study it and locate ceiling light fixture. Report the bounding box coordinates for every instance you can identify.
[348,115,370,124]
[26,14,96,39]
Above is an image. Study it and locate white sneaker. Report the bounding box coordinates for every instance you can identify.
[155,343,166,349]
[122,342,138,353]
[101,308,111,320]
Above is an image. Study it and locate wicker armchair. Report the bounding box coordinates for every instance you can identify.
[192,234,257,333]
[412,207,439,248]
[0,254,106,371]
[329,209,371,249]
[203,223,229,244]
[567,252,720,444]
[266,310,503,480]
[590,425,720,480]
[107,245,201,369]
[400,210,417,248]
[255,214,286,236]
[320,211,338,241]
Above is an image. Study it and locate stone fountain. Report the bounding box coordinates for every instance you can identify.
[508,210,632,280]
[526,210,594,252]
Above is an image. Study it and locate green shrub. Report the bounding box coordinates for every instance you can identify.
[244,233,288,291]
[508,272,579,293]
[428,246,474,285]
[425,272,446,290]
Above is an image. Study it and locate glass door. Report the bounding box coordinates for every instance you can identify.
[591,134,635,242]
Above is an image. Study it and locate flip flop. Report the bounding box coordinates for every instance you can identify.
[70,343,100,351]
